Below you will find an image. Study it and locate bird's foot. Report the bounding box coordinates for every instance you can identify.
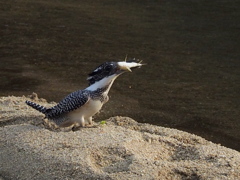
[85,124,98,128]
[72,126,82,131]
[72,124,98,131]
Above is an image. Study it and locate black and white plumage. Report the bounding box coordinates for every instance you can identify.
[26,61,143,129]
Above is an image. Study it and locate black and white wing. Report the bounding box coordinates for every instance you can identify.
[46,90,90,119]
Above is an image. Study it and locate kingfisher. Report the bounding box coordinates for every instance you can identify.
[26,60,143,130]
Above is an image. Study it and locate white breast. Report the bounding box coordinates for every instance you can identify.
[69,99,103,120]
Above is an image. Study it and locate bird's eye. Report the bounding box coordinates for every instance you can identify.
[105,64,112,71]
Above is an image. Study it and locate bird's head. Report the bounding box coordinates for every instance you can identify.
[87,60,143,86]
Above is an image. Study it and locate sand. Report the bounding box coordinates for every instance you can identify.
[0,95,239,180]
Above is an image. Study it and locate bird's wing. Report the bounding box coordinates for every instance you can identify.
[46,90,90,118]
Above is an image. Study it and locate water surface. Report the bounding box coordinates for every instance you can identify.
[1,0,239,151]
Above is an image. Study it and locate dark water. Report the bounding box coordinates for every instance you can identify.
[1,0,240,151]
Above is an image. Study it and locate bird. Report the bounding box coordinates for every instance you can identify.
[26,60,143,130]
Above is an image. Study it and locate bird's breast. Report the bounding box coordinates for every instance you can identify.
[69,99,103,119]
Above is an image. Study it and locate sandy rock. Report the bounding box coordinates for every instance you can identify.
[0,96,239,180]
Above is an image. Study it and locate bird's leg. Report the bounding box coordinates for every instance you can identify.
[72,125,80,131]
[85,117,98,128]
[72,117,85,131]
[86,117,93,126]
[79,117,85,127]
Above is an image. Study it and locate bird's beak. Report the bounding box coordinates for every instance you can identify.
[117,61,143,72]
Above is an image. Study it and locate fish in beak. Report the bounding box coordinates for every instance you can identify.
[117,61,144,72]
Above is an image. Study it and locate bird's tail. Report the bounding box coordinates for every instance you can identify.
[26,100,48,115]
